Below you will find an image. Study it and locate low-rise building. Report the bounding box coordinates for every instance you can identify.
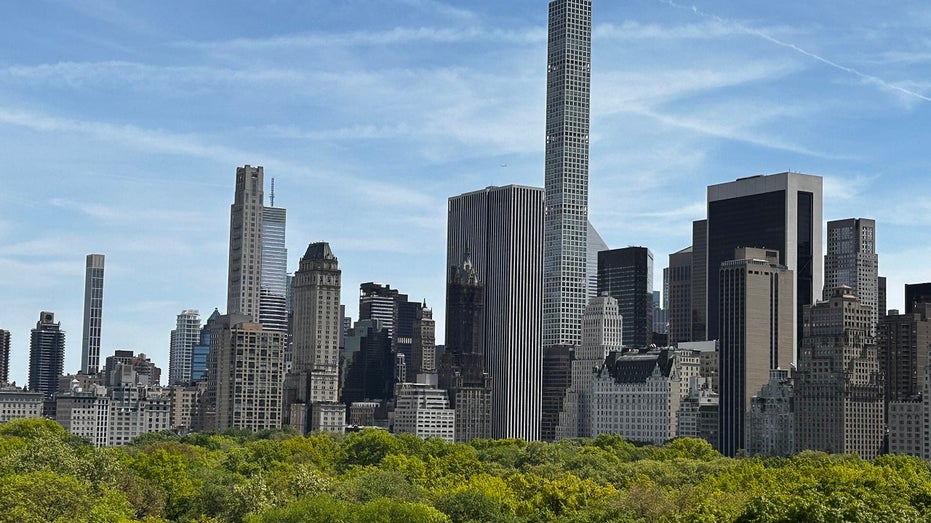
[392,382,455,442]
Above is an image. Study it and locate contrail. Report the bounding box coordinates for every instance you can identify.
[657,0,931,103]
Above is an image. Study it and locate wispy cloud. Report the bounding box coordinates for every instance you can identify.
[177,26,544,51]
[657,0,931,104]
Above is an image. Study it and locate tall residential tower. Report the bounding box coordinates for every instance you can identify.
[543,0,592,348]
[228,165,264,321]
[81,253,105,374]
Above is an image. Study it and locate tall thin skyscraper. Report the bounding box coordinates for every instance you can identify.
[667,246,693,345]
[284,242,345,433]
[718,248,794,456]
[543,0,592,348]
[228,165,264,321]
[169,309,201,385]
[706,172,823,352]
[0,329,9,384]
[823,218,878,328]
[448,185,544,440]
[260,197,288,332]
[81,253,105,374]
[29,311,65,397]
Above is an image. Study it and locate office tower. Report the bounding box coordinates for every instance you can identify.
[824,218,878,332]
[359,282,404,337]
[340,319,394,407]
[81,253,105,375]
[905,283,931,314]
[395,300,420,382]
[29,311,66,397]
[718,248,794,457]
[543,0,592,348]
[541,345,573,441]
[204,313,284,431]
[556,294,622,439]
[411,302,436,376]
[667,247,692,345]
[441,251,493,442]
[597,247,653,348]
[447,185,544,440]
[168,309,201,385]
[0,329,9,384]
[706,172,823,350]
[227,165,264,321]
[795,287,884,458]
[677,378,719,448]
[190,309,220,382]
[587,222,609,298]
[591,349,683,445]
[260,203,288,332]
[878,303,931,406]
[284,242,344,433]
[690,220,708,341]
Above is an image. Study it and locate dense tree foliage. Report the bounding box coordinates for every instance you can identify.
[2,417,931,522]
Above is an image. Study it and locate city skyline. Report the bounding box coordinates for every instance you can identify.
[2,1,931,383]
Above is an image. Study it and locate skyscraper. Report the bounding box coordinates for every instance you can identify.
[718,248,794,456]
[260,202,288,332]
[29,311,65,397]
[690,220,708,341]
[284,242,344,433]
[0,329,9,384]
[597,247,653,348]
[706,172,823,351]
[228,165,264,321]
[823,218,878,329]
[543,0,592,348]
[795,286,884,458]
[667,246,693,345]
[81,253,105,374]
[448,185,544,440]
[169,309,201,384]
[411,303,436,376]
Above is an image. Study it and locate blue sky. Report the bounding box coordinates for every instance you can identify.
[2,0,930,385]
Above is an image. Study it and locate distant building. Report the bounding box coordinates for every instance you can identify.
[878,303,931,406]
[541,345,573,442]
[340,319,394,409]
[718,248,794,457]
[411,302,436,377]
[746,369,794,456]
[259,204,288,333]
[284,242,344,434]
[0,329,9,384]
[29,311,65,398]
[905,283,931,314]
[706,172,823,350]
[392,382,455,443]
[795,287,884,458]
[677,377,719,448]
[81,254,105,375]
[667,247,692,345]
[190,309,220,382]
[587,223,609,298]
[169,309,201,385]
[556,294,622,439]
[823,218,878,333]
[104,350,161,387]
[888,400,922,457]
[690,220,708,341]
[169,381,205,434]
[591,349,683,445]
[227,165,264,322]
[0,387,44,423]
[204,313,284,432]
[597,247,653,348]
[447,185,544,441]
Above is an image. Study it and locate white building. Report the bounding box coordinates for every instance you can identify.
[392,383,455,443]
[0,388,44,423]
[591,349,683,445]
[169,309,201,385]
[556,294,622,439]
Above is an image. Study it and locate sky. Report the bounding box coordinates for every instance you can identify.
[2,0,930,386]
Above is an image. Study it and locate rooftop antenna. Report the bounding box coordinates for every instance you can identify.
[270,177,275,207]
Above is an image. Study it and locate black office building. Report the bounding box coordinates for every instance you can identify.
[597,246,653,348]
[706,172,822,347]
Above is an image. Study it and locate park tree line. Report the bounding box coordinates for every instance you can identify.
[2,418,931,522]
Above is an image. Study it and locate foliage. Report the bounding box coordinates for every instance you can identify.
[2,419,931,522]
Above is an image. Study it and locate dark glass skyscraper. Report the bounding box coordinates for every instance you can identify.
[706,172,823,351]
[597,247,654,348]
